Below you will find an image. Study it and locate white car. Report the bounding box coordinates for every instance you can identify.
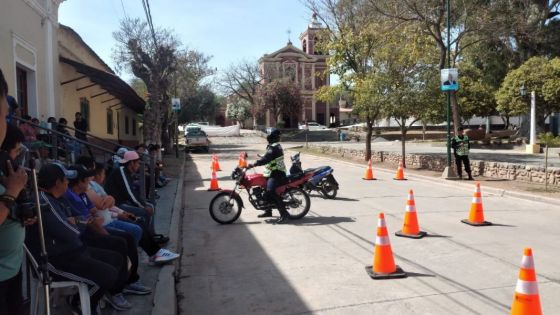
[299,121,328,131]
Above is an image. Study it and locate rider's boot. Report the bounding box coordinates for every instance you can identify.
[258,210,273,218]
[274,197,290,225]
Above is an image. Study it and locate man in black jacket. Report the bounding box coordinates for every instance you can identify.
[105,150,169,243]
[73,112,93,157]
[248,128,290,224]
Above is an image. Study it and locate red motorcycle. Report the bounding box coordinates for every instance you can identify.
[209,167,314,224]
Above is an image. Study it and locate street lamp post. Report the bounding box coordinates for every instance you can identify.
[520,85,539,154]
[442,0,455,179]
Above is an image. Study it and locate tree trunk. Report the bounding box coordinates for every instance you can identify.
[401,121,407,168]
[143,94,164,147]
[422,121,427,141]
[365,117,373,162]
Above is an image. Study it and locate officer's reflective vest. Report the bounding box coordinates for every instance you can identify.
[455,136,470,156]
[264,143,286,177]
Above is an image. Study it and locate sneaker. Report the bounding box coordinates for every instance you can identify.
[149,248,180,264]
[123,280,152,295]
[104,293,132,311]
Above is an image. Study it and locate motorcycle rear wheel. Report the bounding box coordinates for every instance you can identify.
[282,187,310,219]
[209,192,242,224]
[321,177,338,199]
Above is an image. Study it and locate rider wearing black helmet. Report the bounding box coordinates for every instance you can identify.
[247,128,290,224]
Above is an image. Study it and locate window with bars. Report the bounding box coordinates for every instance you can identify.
[125,115,129,135]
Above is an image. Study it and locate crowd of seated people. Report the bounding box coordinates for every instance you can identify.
[0,68,179,315]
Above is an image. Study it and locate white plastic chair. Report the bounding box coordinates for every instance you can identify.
[24,245,91,315]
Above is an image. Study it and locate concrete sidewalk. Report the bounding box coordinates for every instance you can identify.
[319,140,560,167]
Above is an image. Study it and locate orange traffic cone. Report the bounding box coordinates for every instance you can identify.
[395,189,426,239]
[363,159,376,180]
[510,248,542,315]
[238,152,248,168]
[393,161,407,180]
[213,154,222,171]
[207,171,221,191]
[461,182,492,226]
[366,213,407,279]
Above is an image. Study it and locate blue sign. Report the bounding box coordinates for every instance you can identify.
[441,68,459,91]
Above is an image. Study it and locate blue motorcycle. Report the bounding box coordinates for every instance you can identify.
[289,152,339,199]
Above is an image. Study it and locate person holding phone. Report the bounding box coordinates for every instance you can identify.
[0,69,33,315]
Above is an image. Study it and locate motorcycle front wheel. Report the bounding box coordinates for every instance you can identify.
[209,192,242,224]
[320,177,338,199]
[282,187,311,219]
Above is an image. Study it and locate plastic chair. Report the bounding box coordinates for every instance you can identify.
[24,245,91,315]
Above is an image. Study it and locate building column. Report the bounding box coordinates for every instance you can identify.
[44,0,60,117]
[311,98,316,121]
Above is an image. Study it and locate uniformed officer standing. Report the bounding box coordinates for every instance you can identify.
[451,127,474,180]
[248,128,290,224]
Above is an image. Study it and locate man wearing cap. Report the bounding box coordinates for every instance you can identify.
[451,127,474,180]
[25,163,124,315]
[105,150,170,243]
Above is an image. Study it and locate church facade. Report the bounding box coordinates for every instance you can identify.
[258,15,337,128]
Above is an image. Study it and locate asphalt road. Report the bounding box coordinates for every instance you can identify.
[177,141,560,315]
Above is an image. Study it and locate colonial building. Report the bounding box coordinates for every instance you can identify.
[259,14,335,128]
[0,0,63,119]
[58,25,145,146]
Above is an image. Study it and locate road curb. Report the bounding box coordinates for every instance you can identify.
[151,156,185,315]
[290,147,560,207]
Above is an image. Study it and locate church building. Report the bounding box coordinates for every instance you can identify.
[258,14,336,128]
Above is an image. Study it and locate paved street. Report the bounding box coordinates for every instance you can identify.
[177,139,560,315]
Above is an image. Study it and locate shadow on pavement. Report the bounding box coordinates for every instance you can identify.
[292,215,356,226]
[177,153,311,315]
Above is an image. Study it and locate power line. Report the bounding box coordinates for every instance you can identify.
[120,0,128,19]
[141,0,158,48]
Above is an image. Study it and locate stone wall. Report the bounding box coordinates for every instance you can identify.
[308,143,560,187]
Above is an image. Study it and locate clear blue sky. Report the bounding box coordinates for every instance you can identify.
[59,0,314,82]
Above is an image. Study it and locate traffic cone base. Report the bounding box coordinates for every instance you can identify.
[365,265,407,280]
[395,230,427,239]
[207,171,221,191]
[393,161,407,180]
[363,159,376,180]
[461,219,492,226]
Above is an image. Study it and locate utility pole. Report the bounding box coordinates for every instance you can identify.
[446,0,451,171]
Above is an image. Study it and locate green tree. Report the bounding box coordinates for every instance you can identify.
[308,0,392,160]
[179,87,219,124]
[377,27,442,167]
[257,79,302,127]
[496,57,560,131]
[226,98,252,127]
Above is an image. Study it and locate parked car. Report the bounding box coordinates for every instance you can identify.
[299,121,328,131]
[185,128,209,152]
